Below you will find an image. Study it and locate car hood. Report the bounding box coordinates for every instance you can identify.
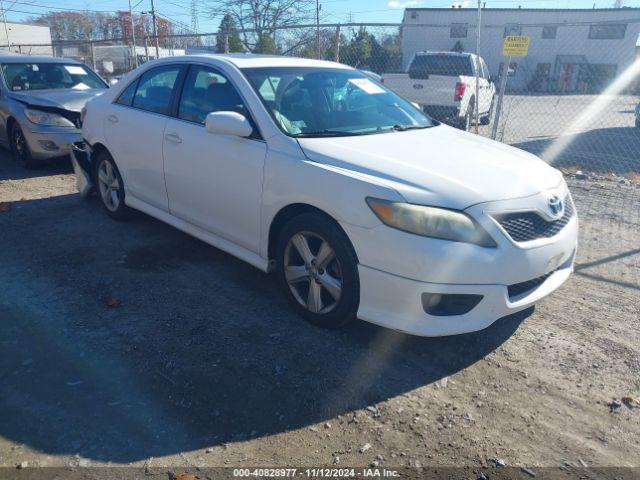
[296,125,563,210]
[8,88,106,112]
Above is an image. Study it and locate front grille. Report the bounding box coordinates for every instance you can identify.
[508,271,553,299]
[494,196,574,242]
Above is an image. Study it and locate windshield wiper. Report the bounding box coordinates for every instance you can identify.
[392,124,431,131]
[295,130,361,138]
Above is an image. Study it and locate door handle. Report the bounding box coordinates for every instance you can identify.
[106,114,118,123]
[165,133,182,143]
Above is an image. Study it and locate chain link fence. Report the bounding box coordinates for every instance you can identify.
[1,18,638,287]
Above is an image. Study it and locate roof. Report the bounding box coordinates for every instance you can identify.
[405,7,640,12]
[0,54,81,64]
[184,53,350,69]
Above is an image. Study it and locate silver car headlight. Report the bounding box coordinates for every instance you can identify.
[366,197,497,248]
[24,108,75,128]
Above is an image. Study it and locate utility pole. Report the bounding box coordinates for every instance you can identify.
[150,0,160,58]
[474,0,481,133]
[190,0,199,34]
[129,0,138,67]
[0,0,10,49]
[315,0,321,59]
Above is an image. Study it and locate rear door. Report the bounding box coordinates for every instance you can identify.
[103,64,184,211]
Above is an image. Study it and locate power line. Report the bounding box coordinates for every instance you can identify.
[1,0,122,13]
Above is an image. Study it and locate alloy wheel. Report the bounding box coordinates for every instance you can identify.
[97,160,121,212]
[14,128,27,161]
[284,231,343,314]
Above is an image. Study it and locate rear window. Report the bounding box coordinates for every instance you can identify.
[409,55,473,78]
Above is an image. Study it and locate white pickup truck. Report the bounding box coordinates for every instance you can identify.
[383,51,495,131]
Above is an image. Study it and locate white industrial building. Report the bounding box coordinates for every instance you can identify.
[401,7,640,92]
[0,21,52,55]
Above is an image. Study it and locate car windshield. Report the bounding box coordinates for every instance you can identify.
[1,62,106,92]
[242,67,434,137]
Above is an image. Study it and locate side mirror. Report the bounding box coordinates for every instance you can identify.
[205,111,253,138]
[108,78,119,87]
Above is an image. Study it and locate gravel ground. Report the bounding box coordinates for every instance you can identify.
[0,144,639,475]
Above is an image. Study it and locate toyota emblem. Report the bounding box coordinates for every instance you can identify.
[547,195,564,218]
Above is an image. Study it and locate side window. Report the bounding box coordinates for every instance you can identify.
[132,65,181,115]
[178,65,246,124]
[115,79,138,106]
[481,59,490,80]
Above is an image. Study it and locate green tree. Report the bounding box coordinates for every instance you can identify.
[216,14,244,53]
[340,27,375,69]
[253,33,277,54]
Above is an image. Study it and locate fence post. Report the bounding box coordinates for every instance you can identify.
[491,57,511,141]
[474,0,481,134]
[17,44,21,54]
[224,32,229,53]
[333,25,341,63]
[90,41,96,70]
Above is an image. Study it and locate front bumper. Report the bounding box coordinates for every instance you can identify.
[24,126,82,160]
[357,256,573,337]
[344,186,579,336]
[70,141,93,197]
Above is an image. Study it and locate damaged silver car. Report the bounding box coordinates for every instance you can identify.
[0,55,108,168]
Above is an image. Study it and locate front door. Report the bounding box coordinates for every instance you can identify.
[162,64,267,253]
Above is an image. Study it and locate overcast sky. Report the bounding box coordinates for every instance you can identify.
[4,0,639,34]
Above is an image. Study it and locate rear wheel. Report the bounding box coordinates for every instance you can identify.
[10,122,38,169]
[276,212,359,329]
[93,150,132,220]
[480,98,494,126]
[453,106,472,131]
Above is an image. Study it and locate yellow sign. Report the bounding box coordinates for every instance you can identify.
[502,35,530,57]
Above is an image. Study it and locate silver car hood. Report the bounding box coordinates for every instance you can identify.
[9,89,106,112]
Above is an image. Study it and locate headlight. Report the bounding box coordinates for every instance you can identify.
[366,197,497,247]
[24,108,75,128]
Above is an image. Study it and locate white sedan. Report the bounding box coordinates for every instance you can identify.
[74,54,578,336]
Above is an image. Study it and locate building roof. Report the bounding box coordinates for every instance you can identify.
[5,20,50,28]
[405,7,640,12]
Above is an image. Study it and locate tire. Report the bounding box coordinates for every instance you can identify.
[480,98,494,126]
[10,122,38,169]
[276,212,359,329]
[93,149,132,220]
[454,106,472,131]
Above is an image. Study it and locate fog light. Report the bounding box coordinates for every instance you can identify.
[38,140,59,151]
[421,293,483,316]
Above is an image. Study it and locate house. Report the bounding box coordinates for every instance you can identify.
[401,7,640,92]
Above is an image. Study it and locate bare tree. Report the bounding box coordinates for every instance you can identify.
[208,0,315,52]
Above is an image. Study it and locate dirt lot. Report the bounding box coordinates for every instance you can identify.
[0,147,639,474]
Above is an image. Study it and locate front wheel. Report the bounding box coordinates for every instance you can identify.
[276,212,359,329]
[10,122,38,169]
